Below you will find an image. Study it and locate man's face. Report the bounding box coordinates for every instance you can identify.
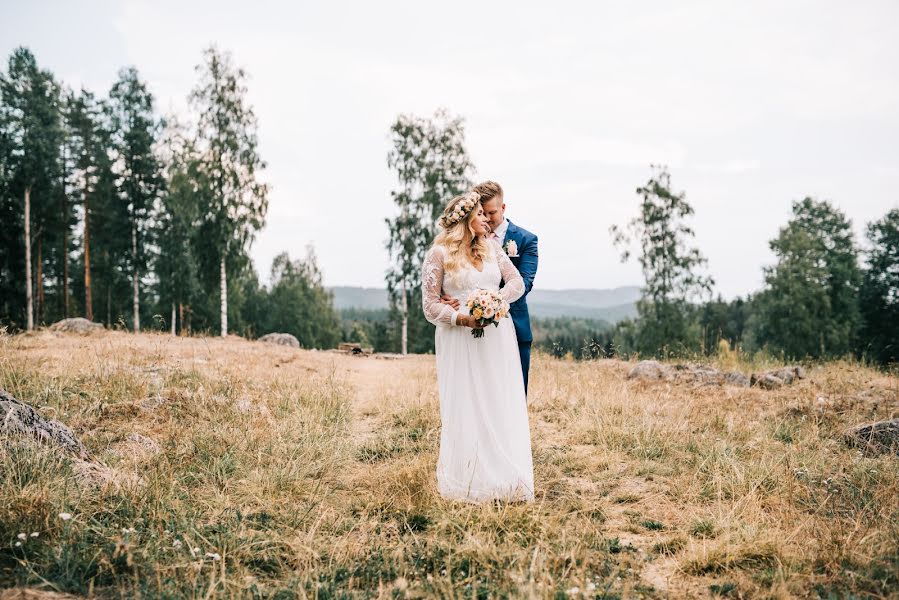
[481,195,505,232]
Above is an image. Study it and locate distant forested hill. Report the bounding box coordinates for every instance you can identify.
[329,287,390,311]
[329,286,640,323]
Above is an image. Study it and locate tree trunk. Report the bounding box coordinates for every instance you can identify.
[179,303,184,336]
[62,192,69,318]
[61,146,70,319]
[132,222,139,332]
[400,279,408,355]
[171,302,176,336]
[106,286,111,327]
[24,187,33,331]
[220,254,228,337]
[36,236,44,324]
[83,193,93,322]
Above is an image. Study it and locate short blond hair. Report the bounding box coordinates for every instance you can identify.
[473,180,503,204]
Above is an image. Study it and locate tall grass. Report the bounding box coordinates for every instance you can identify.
[0,330,897,598]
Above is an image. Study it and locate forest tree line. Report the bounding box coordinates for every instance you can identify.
[1,46,896,364]
[528,171,898,365]
[380,120,898,365]
[0,46,339,348]
[601,169,899,365]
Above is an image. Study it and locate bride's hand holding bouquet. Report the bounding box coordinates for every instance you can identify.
[464,289,510,338]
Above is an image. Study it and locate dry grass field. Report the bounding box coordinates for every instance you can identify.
[1,330,897,599]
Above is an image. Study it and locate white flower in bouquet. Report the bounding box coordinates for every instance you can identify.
[464,289,510,338]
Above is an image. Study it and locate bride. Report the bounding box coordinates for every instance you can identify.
[421,190,535,503]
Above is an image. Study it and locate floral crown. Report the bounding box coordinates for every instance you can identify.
[439,190,480,229]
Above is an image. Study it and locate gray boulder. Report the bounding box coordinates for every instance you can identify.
[1,389,87,458]
[49,318,103,334]
[844,419,899,455]
[723,371,751,387]
[628,360,750,387]
[628,361,808,390]
[751,366,806,389]
[258,333,300,348]
[627,360,672,381]
[752,374,785,390]
[1,389,136,487]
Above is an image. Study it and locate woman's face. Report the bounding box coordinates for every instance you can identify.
[469,205,490,236]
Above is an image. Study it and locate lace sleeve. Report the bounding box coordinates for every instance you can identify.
[496,246,525,304]
[421,246,458,326]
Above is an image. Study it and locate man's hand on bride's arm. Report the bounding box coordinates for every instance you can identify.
[440,293,460,309]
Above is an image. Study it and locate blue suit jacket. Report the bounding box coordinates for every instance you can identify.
[501,220,538,344]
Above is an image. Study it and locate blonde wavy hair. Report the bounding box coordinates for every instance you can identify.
[433,192,490,277]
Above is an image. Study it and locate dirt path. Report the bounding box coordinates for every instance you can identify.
[530,401,688,596]
[338,352,695,596]
[340,354,433,445]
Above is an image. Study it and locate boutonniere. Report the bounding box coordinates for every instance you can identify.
[503,239,519,257]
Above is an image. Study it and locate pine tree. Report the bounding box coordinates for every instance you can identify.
[859,209,899,364]
[109,67,163,332]
[155,116,200,335]
[58,113,73,319]
[65,89,121,323]
[189,47,268,337]
[0,79,15,325]
[610,166,713,356]
[385,109,474,354]
[0,47,64,330]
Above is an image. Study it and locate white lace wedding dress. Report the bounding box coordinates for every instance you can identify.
[422,242,535,503]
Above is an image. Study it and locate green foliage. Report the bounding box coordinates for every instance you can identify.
[0,46,325,342]
[338,308,397,353]
[64,89,128,325]
[753,198,861,359]
[108,66,163,330]
[0,47,64,208]
[0,64,22,326]
[385,109,474,353]
[859,209,899,364]
[697,295,752,354]
[189,46,268,259]
[532,316,614,359]
[0,47,65,327]
[259,250,341,348]
[611,166,713,356]
[153,117,201,328]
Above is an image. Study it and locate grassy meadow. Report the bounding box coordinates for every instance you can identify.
[1,330,897,599]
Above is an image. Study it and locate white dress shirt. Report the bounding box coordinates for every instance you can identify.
[490,218,509,242]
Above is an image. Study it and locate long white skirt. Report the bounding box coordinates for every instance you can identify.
[434,317,535,503]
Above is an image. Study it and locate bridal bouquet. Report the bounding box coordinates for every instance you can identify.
[465,289,510,339]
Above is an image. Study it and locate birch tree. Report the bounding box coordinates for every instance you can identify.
[189,47,268,337]
[385,109,473,354]
[611,166,713,356]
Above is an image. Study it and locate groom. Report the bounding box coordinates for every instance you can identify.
[442,181,539,394]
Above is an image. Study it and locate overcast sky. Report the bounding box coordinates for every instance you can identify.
[4,1,898,297]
